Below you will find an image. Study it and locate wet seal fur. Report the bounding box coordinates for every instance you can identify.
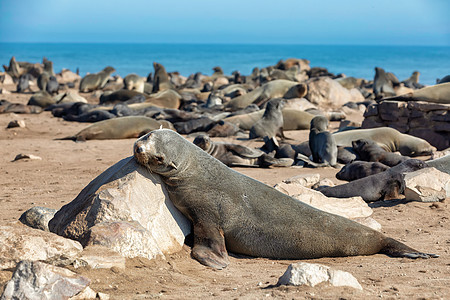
[134,129,437,269]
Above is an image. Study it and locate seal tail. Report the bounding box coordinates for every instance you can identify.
[381,237,439,259]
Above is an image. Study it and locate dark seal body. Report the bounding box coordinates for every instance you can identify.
[249,98,284,139]
[134,129,437,269]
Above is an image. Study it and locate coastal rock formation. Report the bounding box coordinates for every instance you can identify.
[404,167,450,202]
[306,77,364,108]
[362,100,450,150]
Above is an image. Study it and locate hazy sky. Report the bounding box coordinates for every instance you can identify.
[0,0,449,45]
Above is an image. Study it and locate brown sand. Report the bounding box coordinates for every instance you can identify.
[0,84,449,299]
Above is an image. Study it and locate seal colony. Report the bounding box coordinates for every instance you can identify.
[134,129,437,269]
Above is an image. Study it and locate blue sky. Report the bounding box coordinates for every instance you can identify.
[0,0,448,45]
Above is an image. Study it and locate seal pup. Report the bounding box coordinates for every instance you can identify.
[352,139,409,167]
[308,116,337,167]
[319,159,427,202]
[16,74,34,93]
[124,74,145,93]
[193,134,293,167]
[79,66,116,92]
[336,161,390,181]
[134,129,437,269]
[249,98,285,140]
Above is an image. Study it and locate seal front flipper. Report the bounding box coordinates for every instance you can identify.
[191,223,229,270]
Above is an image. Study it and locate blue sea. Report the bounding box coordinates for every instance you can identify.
[0,43,449,85]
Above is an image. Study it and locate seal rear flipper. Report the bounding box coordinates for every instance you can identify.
[191,223,229,270]
[381,237,439,259]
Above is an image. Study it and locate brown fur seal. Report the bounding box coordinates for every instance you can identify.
[336,161,390,181]
[224,108,314,131]
[123,74,145,93]
[79,66,116,92]
[309,116,337,167]
[60,116,173,141]
[152,62,173,93]
[320,159,427,202]
[383,82,450,104]
[373,67,396,99]
[193,134,293,167]
[352,139,409,167]
[134,129,437,269]
[249,99,285,139]
[332,127,435,157]
[224,80,307,110]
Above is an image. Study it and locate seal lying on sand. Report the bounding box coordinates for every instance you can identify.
[134,129,437,269]
[60,116,173,141]
[352,138,409,167]
[193,134,293,167]
[79,66,116,92]
[320,159,427,202]
[336,161,390,181]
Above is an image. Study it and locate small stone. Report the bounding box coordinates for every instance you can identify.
[19,206,57,231]
[12,154,42,162]
[277,262,362,290]
[6,120,26,129]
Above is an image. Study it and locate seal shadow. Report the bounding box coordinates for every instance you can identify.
[368,198,413,208]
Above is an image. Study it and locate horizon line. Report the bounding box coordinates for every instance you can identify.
[0,41,449,47]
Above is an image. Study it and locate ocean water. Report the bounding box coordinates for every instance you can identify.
[0,43,449,85]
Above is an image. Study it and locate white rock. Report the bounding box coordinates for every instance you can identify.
[306,77,364,108]
[53,91,87,104]
[49,156,191,260]
[0,224,83,270]
[404,167,450,202]
[277,262,362,290]
[1,260,91,299]
[274,181,380,230]
[279,174,321,188]
[283,98,317,111]
[74,245,126,270]
[274,182,372,219]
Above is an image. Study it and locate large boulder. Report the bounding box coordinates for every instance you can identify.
[48,156,191,260]
[306,77,364,108]
[0,223,83,270]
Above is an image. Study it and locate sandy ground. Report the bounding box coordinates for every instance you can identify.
[0,84,449,299]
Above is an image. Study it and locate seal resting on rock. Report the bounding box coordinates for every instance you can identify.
[133,129,437,269]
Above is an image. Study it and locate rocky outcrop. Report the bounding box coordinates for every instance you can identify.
[48,156,191,260]
[362,100,450,150]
